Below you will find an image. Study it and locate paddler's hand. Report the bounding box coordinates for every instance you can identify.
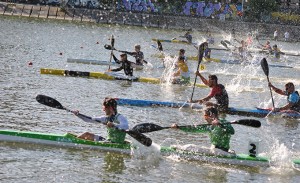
[107,69,111,72]
[195,70,201,76]
[171,124,178,129]
[268,82,273,88]
[272,108,280,112]
[107,122,114,128]
[211,119,220,126]
[71,110,79,115]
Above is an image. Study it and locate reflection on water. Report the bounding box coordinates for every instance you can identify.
[103,152,126,174]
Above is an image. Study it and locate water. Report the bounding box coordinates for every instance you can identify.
[0,16,300,182]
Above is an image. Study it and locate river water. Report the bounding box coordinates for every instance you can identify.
[0,16,300,183]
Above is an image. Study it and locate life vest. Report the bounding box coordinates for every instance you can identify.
[288,91,300,111]
[214,84,229,109]
[135,51,144,65]
[106,114,127,143]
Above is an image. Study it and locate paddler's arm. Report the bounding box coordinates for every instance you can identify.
[268,82,285,95]
[195,71,209,85]
[121,51,136,57]
[112,54,121,64]
[72,110,107,124]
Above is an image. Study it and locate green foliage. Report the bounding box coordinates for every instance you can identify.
[247,0,279,21]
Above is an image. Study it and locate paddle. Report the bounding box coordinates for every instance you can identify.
[132,119,261,133]
[156,40,166,67]
[220,41,230,50]
[35,94,152,147]
[104,44,149,65]
[260,58,275,108]
[190,42,206,101]
[108,35,114,70]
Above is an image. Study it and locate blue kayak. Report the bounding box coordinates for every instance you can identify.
[116,98,300,119]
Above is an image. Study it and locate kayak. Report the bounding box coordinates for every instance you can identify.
[67,58,121,66]
[153,54,294,69]
[67,58,144,70]
[40,68,208,88]
[1,129,299,168]
[115,98,300,119]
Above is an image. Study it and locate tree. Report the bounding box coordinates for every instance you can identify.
[247,0,278,21]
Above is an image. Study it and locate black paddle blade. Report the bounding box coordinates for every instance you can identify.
[132,123,165,133]
[126,130,152,146]
[224,40,231,45]
[233,119,261,128]
[36,95,65,110]
[104,44,113,50]
[220,41,229,49]
[198,42,206,61]
[157,40,163,51]
[260,58,269,76]
[111,35,115,47]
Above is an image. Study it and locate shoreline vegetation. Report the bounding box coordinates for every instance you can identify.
[0,2,299,42]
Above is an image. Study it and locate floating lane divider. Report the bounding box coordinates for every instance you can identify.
[40,68,207,88]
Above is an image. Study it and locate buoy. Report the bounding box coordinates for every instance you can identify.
[28,61,33,66]
[80,46,83,48]
[96,42,99,44]
[59,52,63,55]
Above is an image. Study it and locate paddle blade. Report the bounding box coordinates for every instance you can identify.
[111,35,115,48]
[132,123,166,133]
[198,42,206,62]
[232,119,261,128]
[157,40,163,51]
[220,41,229,49]
[224,40,231,45]
[104,44,113,50]
[36,95,65,110]
[126,130,152,146]
[261,58,269,76]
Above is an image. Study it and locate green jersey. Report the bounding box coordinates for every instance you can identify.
[179,119,235,151]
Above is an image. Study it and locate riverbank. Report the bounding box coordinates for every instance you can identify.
[1,2,299,42]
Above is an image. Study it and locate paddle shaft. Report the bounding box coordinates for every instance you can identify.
[108,35,114,70]
[261,58,275,108]
[132,119,261,133]
[191,43,205,101]
[267,76,275,108]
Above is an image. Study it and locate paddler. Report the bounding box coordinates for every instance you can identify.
[119,44,145,66]
[179,49,187,62]
[262,40,272,52]
[109,53,135,76]
[171,56,190,84]
[271,44,281,59]
[171,107,235,153]
[268,82,300,112]
[203,42,211,59]
[72,97,129,144]
[180,31,192,44]
[190,73,229,113]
